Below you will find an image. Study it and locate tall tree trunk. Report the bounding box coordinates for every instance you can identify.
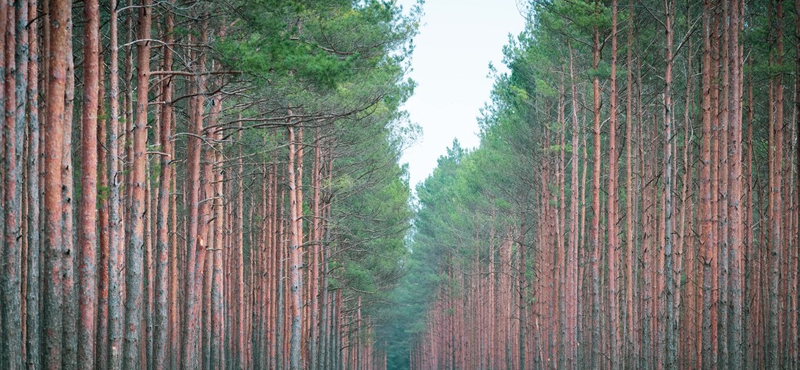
[796,0,800,362]
[556,82,566,370]
[95,27,110,370]
[727,0,743,367]
[0,1,6,337]
[25,0,41,367]
[13,1,28,364]
[3,0,23,366]
[519,223,527,370]
[60,15,76,370]
[276,165,286,370]
[181,20,207,370]
[237,120,246,370]
[580,128,588,368]
[77,0,100,366]
[678,34,694,366]
[792,0,800,367]
[744,61,755,370]
[590,8,602,369]
[154,3,174,367]
[608,1,620,367]
[567,40,580,370]
[211,94,225,370]
[107,0,125,365]
[624,0,636,365]
[321,156,333,370]
[194,23,210,368]
[122,0,151,367]
[169,125,179,370]
[288,122,304,370]
[700,1,715,368]
[200,79,215,370]
[311,126,322,370]
[663,0,676,367]
[43,0,70,367]
[768,1,784,367]
[122,0,133,231]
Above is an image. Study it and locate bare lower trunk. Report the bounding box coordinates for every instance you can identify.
[727,0,744,367]
[288,123,303,370]
[43,0,70,367]
[107,0,125,366]
[590,18,602,370]
[77,0,100,366]
[3,0,24,367]
[154,3,174,367]
[768,2,784,367]
[608,1,620,366]
[663,1,676,367]
[701,1,715,368]
[121,1,151,367]
[25,1,41,367]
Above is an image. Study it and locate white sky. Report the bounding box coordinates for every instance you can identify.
[397,0,527,189]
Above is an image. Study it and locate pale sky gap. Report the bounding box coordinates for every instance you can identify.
[397,0,527,189]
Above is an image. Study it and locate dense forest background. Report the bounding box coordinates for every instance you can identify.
[1,0,799,370]
[388,0,800,369]
[0,0,419,369]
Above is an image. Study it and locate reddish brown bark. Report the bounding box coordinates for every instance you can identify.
[624,0,636,364]
[727,0,744,366]
[181,20,207,369]
[61,16,77,369]
[169,136,179,370]
[25,0,41,367]
[566,40,580,369]
[663,0,676,367]
[744,62,755,370]
[121,1,151,367]
[700,1,715,368]
[768,2,784,366]
[795,0,800,366]
[237,122,246,370]
[211,94,225,370]
[154,3,174,367]
[77,0,100,366]
[43,0,70,367]
[311,127,322,370]
[608,1,620,366]
[107,0,125,366]
[590,12,602,369]
[3,0,23,367]
[95,27,110,370]
[200,81,215,370]
[717,3,730,365]
[288,122,303,370]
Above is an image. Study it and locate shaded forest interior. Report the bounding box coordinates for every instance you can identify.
[0,0,799,370]
[1,0,418,369]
